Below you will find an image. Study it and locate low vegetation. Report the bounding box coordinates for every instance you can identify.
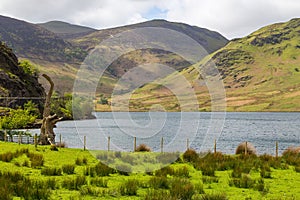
[0,142,300,199]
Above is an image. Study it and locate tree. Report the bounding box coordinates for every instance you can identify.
[39,74,62,145]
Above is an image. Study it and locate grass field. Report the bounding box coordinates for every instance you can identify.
[0,142,300,199]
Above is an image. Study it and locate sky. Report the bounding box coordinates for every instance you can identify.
[0,0,299,39]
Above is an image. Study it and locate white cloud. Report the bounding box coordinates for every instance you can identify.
[0,0,299,38]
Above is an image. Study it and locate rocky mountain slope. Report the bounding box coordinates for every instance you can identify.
[0,42,45,108]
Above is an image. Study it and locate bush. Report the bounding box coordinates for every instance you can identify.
[235,142,257,155]
[155,166,174,177]
[183,148,198,163]
[94,162,116,176]
[120,179,139,196]
[170,178,195,200]
[144,189,172,200]
[174,166,190,177]
[135,144,151,152]
[149,176,169,189]
[27,152,44,168]
[295,166,300,173]
[62,176,87,190]
[90,177,108,187]
[76,157,88,165]
[41,167,62,176]
[62,164,75,174]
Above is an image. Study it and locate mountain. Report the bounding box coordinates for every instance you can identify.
[70,19,228,53]
[0,15,229,94]
[37,21,96,39]
[0,42,45,109]
[127,18,300,111]
[0,15,86,63]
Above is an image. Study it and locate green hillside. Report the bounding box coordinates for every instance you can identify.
[125,18,300,112]
[37,21,96,39]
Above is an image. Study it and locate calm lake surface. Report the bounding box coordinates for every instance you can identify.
[30,112,300,155]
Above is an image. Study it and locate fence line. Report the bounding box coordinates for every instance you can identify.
[0,133,282,156]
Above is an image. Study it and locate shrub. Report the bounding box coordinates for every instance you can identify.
[183,148,198,163]
[235,142,257,155]
[62,164,75,174]
[90,177,108,187]
[170,178,195,200]
[135,144,151,152]
[41,167,62,176]
[76,157,88,165]
[94,162,116,176]
[149,176,169,189]
[295,166,300,173]
[0,152,13,162]
[27,152,44,168]
[75,157,83,165]
[80,185,101,197]
[144,189,172,200]
[46,178,57,190]
[155,166,174,177]
[120,179,139,196]
[63,176,87,190]
[174,166,190,177]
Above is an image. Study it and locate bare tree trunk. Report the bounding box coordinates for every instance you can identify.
[39,74,62,145]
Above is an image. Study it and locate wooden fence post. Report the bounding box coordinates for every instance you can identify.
[84,136,86,151]
[161,137,164,153]
[186,138,189,150]
[214,139,217,154]
[134,137,137,152]
[59,134,62,146]
[18,133,21,145]
[108,136,110,152]
[34,134,37,148]
[4,130,7,142]
[245,141,248,155]
[275,141,278,158]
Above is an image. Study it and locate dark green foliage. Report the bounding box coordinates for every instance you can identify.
[170,178,195,200]
[183,148,198,163]
[0,101,39,129]
[149,176,169,189]
[41,167,62,176]
[120,179,139,196]
[62,164,75,174]
[0,152,13,162]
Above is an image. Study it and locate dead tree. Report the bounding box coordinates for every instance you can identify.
[39,74,63,145]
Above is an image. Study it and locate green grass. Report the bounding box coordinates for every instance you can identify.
[1,142,300,199]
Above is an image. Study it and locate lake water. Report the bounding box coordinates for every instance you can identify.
[30,112,300,155]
